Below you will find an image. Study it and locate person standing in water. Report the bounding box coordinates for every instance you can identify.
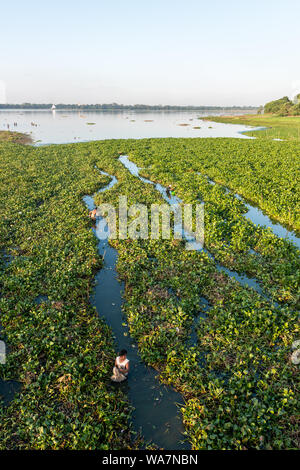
[111,349,130,382]
[89,208,97,220]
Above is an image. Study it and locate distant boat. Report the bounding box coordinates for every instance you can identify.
[51,104,56,111]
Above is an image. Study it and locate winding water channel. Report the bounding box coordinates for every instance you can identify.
[119,155,299,303]
[84,154,282,448]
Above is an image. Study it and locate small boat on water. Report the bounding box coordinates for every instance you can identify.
[51,104,56,111]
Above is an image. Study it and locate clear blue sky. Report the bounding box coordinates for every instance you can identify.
[1,0,300,106]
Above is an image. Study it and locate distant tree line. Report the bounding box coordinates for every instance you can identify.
[0,103,258,111]
[263,95,300,116]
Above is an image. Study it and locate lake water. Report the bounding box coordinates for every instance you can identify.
[0,109,258,144]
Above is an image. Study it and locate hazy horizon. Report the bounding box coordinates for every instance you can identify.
[0,101,258,108]
[1,0,300,106]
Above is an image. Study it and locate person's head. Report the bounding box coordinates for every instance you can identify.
[119,349,127,359]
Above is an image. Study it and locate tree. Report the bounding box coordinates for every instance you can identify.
[264,96,292,114]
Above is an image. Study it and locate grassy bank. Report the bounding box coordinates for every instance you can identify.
[0,137,299,449]
[202,114,300,140]
[0,131,32,145]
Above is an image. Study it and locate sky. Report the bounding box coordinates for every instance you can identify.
[1,0,300,106]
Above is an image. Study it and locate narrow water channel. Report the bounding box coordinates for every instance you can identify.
[83,172,189,450]
[83,151,295,449]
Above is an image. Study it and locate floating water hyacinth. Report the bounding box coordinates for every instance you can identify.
[292,339,300,350]
[0,340,6,364]
[0,135,298,450]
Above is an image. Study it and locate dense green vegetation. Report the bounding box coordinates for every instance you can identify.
[135,138,300,232]
[0,103,257,111]
[264,96,300,116]
[0,141,132,449]
[202,114,300,140]
[203,93,300,140]
[94,139,299,449]
[0,137,299,449]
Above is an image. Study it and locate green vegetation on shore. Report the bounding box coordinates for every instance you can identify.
[202,92,300,140]
[202,114,300,140]
[0,137,299,449]
[264,95,300,116]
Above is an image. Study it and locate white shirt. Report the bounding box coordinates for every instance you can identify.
[116,356,129,370]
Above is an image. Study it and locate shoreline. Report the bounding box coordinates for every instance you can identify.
[201,114,300,140]
[0,130,33,145]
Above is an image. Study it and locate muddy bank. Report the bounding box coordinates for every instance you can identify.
[0,130,33,145]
